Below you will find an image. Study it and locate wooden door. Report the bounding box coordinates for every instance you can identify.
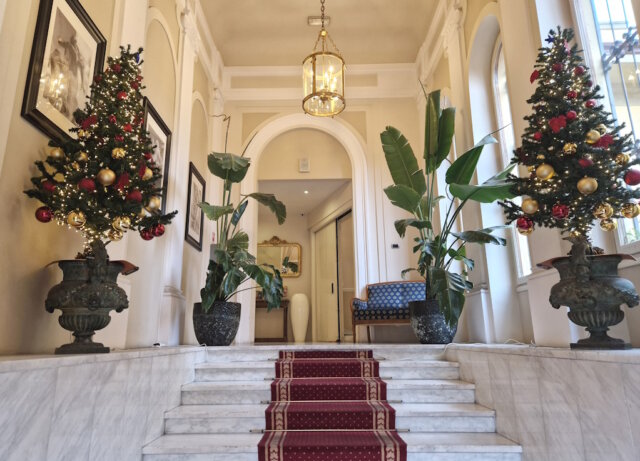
[315,221,338,342]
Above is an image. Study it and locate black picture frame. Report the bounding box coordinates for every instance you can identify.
[22,0,107,141]
[143,97,172,215]
[185,162,205,251]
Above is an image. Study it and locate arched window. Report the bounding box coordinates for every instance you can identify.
[492,40,532,277]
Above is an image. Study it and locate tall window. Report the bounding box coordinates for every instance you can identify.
[589,0,640,247]
[492,41,533,277]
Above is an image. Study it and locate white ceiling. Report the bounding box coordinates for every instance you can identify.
[258,179,351,217]
[200,0,434,66]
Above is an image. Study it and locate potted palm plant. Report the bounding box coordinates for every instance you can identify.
[380,89,515,343]
[194,119,291,346]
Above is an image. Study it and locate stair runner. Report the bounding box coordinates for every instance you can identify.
[258,350,407,461]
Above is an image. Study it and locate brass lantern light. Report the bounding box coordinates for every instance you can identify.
[302,0,345,117]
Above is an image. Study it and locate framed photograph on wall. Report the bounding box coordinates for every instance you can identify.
[185,162,205,251]
[22,0,107,140]
[143,97,172,214]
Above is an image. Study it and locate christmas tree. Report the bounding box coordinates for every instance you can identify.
[25,46,176,253]
[501,28,640,242]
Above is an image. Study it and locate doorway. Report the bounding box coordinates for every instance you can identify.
[314,210,356,343]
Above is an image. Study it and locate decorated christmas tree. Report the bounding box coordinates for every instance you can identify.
[501,28,640,243]
[25,46,176,254]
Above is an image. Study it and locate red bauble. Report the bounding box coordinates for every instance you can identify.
[93,75,102,84]
[123,123,133,132]
[516,216,534,230]
[595,133,614,148]
[115,134,124,143]
[81,114,97,130]
[530,70,540,83]
[140,228,154,241]
[152,224,165,237]
[586,80,593,87]
[586,99,596,108]
[115,173,130,191]
[566,110,578,121]
[144,152,153,160]
[126,189,143,203]
[574,66,585,76]
[109,114,117,124]
[136,75,143,82]
[35,206,53,223]
[566,90,577,99]
[533,131,543,141]
[117,91,127,100]
[78,178,96,192]
[549,115,567,133]
[624,168,640,186]
[552,204,569,219]
[552,62,563,72]
[112,63,122,73]
[578,157,594,168]
[131,81,139,90]
[42,180,56,193]
[138,162,148,178]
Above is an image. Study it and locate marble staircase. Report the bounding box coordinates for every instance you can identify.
[142,345,522,461]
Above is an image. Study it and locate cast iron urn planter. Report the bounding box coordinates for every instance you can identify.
[539,239,639,349]
[409,299,457,344]
[193,301,241,346]
[45,241,137,354]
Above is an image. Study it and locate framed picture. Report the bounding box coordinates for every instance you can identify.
[143,98,172,214]
[186,162,205,251]
[22,0,106,140]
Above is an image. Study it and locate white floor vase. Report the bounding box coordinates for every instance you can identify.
[290,293,309,343]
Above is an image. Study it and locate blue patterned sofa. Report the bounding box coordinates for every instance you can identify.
[351,281,425,343]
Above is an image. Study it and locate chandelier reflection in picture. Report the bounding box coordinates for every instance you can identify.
[302,0,345,117]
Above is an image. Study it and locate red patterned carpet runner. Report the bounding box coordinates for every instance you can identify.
[258,350,407,461]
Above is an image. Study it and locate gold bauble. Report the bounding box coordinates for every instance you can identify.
[108,229,123,241]
[536,163,555,180]
[536,154,546,160]
[142,167,153,181]
[596,124,608,135]
[563,143,577,155]
[585,129,601,145]
[112,216,131,231]
[49,147,65,159]
[569,230,582,238]
[621,202,640,219]
[71,162,80,171]
[77,129,88,138]
[111,147,126,159]
[97,168,116,186]
[577,177,598,195]
[77,151,88,162]
[53,172,65,183]
[593,202,614,219]
[522,198,539,215]
[600,218,617,231]
[615,153,630,165]
[67,210,86,228]
[527,165,536,172]
[146,196,161,211]
[517,227,534,236]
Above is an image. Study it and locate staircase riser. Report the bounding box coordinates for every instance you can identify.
[143,452,521,461]
[182,388,475,405]
[194,367,460,381]
[205,350,446,363]
[165,415,495,434]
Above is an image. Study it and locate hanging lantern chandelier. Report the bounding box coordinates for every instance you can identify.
[302,0,345,117]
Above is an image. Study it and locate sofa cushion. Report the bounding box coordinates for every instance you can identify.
[366,282,425,309]
[353,307,410,321]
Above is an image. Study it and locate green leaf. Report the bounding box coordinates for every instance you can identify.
[449,164,516,203]
[429,107,456,173]
[208,152,250,183]
[246,193,286,224]
[445,134,497,185]
[231,200,248,226]
[222,267,245,298]
[380,126,426,195]
[401,268,424,280]
[394,218,431,238]
[227,231,249,252]
[199,202,233,221]
[447,247,475,270]
[419,195,444,217]
[424,90,441,169]
[384,185,422,214]
[428,267,471,327]
[451,230,507,246]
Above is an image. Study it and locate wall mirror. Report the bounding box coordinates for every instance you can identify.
[257,236,301,278]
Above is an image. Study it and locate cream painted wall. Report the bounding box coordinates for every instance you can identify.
[258,128,352,180]
[149,0,180,54]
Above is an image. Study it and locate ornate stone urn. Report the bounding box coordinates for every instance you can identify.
[45,241,137,354]
[539,240,639,349]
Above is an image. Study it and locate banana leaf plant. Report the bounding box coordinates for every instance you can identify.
[198,119,293,313]
[381,89,516,327]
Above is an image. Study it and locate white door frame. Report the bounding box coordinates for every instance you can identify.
[236,113,374,343]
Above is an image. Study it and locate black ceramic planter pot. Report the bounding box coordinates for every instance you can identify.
[409,299,457,344]
[193,301,241,346]
[45,259,129,354]
[545,254,639,349]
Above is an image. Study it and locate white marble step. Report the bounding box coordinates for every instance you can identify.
[194,359,460,381]
[180,379,476,405]
[204,344,446,363]
[142,432,521,461]
[164,402,495,434]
